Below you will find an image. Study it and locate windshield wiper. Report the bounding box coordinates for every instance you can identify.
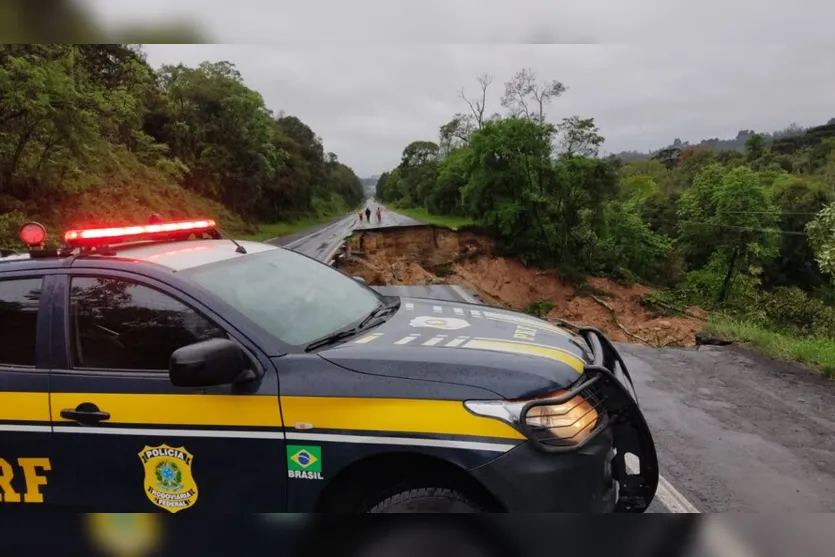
[357,299,401,330]
[305,299,401,353]
[305,329,362,352]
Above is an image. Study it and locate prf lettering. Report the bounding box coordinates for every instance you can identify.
[0,458,51,503]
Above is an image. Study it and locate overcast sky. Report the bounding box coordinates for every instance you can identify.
[84,0,834,177]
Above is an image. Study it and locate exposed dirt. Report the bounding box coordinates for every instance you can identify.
[337,226,702,347]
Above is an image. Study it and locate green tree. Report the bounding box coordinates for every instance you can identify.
[680,166,780,302]
[462,118,556,260]
[745,133,766,161]
[677,164,728,265]
[427,146,471,214]
[806,202,835,282]
[154,61,282,217]
[557,116,604,157]
[764,175,831,290]
[397,141,440,207]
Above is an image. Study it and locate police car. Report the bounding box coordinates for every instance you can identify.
[0,218,658,512]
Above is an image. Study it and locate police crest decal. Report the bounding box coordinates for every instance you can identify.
[138,444,199,513]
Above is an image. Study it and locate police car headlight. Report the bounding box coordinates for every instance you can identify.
[465,391,599,446]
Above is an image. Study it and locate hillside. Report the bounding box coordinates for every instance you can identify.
[612,119,835,162]
[0,44,363,249]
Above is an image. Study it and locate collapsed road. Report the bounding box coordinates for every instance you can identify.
[278,202,835,516]
[268,200,420,262]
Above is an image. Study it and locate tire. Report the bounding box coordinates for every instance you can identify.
[368,487,482,513]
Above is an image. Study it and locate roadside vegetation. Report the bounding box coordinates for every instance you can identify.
[0,44,364,249]
[376,69,835,373]
[389,205,477,230]
[704,318,835,377]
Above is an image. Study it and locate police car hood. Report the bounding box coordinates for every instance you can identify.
[318,297,592,399]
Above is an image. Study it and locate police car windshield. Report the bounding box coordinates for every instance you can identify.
[181,248,381,346]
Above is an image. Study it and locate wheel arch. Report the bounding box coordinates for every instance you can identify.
[314,450,505,512]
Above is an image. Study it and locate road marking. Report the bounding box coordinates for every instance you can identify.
[395,334,420,345]
[433,305,443,313]
[446,336,469,347]
[405,302,415,310]
[281,216,347,248]
[453,307,465,315]
[423,335,447,346]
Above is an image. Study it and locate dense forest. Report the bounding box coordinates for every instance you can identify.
[612,121,833,162]
[0,44,364,248]
[377,69,835,360]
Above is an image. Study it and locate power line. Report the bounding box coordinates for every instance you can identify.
[718,211,823,216]
[675,220,807,236]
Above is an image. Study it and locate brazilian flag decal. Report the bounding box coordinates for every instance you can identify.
[287,445,323,480]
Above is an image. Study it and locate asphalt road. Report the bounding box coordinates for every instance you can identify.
[268,200,421,261]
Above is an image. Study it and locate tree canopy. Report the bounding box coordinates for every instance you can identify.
[377,68,835,336]
[0,44,363,247]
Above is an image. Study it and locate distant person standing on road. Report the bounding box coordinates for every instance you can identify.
[376,206,382,223]
[365,207,371,222]
[358,210,363,223]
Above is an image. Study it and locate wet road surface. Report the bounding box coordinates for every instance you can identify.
[620,342,835,512]
[269,200,420,262]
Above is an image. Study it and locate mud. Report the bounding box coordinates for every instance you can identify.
[337,226,701,347]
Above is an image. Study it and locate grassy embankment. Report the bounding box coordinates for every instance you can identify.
[240,212,347,242]
[391,205,478,230]
[704,317,835,378]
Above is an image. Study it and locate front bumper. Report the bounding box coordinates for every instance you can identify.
[473,325,659,513]
[470,429,618,512]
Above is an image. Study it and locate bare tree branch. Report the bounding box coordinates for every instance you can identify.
[502,68,566,124]
[459,73,493,129]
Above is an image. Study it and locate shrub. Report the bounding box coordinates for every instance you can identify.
[524,300,556,318]
[762,286,835,337]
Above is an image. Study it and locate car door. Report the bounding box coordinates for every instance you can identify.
[47,271,286,512]
[0,274,53,506]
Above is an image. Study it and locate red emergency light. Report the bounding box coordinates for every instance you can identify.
[64,218,217,247]
[19,222,47,247]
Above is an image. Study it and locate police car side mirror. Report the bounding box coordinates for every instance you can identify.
[169,338,251,387]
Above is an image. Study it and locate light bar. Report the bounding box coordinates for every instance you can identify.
[64,219,216,246]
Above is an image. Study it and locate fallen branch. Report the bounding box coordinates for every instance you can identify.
[659,334,690,348]
[589,294,654,346]
[644,298,705,321]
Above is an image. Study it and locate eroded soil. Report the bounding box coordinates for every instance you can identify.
[336,226,702,347]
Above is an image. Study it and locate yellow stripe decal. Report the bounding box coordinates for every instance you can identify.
[50,393,282,428]
[281,396,525,440]
[354,333,383,344]
[462,338,585,373]
[0,392,51,422]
